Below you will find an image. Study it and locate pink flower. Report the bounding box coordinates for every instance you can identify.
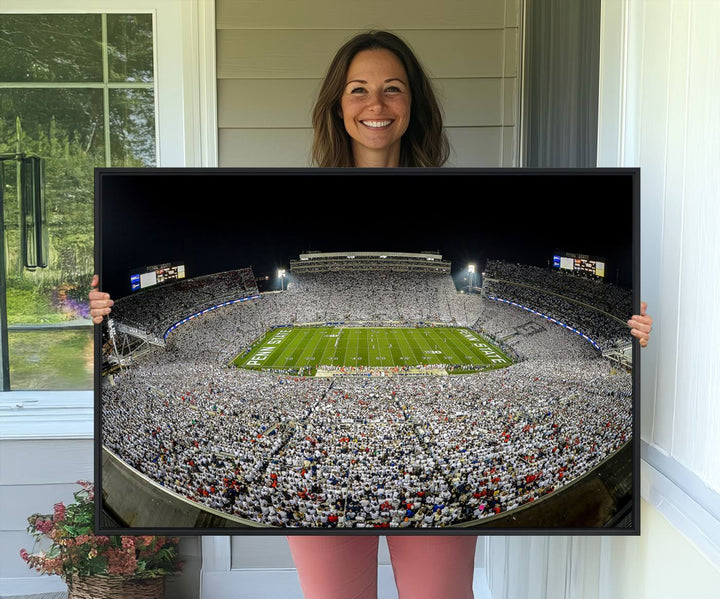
[107,548,137,576]
[34,518,53,534]
[121,536,135,549]
[138,535,156,547]
[21,481,181,581]
[43,556,64,576]
[53,502,66,522]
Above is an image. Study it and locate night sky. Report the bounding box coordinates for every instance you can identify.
[97,168,637,299]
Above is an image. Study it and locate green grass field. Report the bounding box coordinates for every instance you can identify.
[233,326,512,375]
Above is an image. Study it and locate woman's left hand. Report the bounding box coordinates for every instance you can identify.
[628,301,653,348]
[89,274,114,325]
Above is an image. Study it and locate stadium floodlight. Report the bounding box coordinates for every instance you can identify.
[278,269,286,291]
[468,264,476,294]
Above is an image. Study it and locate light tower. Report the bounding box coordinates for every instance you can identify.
[278,269,286,291]
[467,264,476,294]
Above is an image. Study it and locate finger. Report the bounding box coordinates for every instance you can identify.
[628,318,651,332]
[628,313,652,328]
[90,303,113,314]
[630,327,650,348]
[91,273,99,289]
[90,306,113,324]
[89,291,113,304]
[640,301,647,316]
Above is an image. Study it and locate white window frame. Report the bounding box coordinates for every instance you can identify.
[0,0,217,439]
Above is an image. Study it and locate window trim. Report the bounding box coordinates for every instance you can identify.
[641,442,720,568]
[0,0,217,434]
[0,390,93,439]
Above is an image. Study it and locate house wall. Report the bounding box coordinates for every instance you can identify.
[4,1,719,597]
[215,0,522,167]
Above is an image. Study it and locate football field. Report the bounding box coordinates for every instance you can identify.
[234,326,512,374]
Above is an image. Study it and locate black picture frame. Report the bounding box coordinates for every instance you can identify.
[95,167,640,537]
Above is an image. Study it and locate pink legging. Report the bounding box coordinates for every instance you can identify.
[287,535,477,599]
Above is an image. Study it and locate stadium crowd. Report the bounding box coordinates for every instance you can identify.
[483,260,633,350]
[101,264,633,527]
[109,268,258,338]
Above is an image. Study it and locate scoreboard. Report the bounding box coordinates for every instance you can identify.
[553,252,605,278]
[130,262,185,292]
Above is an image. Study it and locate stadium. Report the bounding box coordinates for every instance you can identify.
[100,248,635,530]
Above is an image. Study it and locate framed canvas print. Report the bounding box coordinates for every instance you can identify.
[95,168,640,536]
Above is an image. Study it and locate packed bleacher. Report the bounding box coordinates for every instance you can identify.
[483,260,633,350]
[101,261,634,528]
[286,271,458,323]
[109,268,258,338]
[484,260,632,317]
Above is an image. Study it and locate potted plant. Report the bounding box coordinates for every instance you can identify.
[20,480,182,598]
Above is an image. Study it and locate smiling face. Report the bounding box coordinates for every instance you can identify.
[339,49,412,167]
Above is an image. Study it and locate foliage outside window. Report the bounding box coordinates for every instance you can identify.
[0,13,156,390]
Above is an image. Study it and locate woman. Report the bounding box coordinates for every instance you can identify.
[310,30,448,168]
[90,30,653,599]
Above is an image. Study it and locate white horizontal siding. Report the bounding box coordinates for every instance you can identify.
[219,128,313,167]
[446,127,509,167]
[0,440,93,484]
[216,0,521,168]
[217,29,512,80]
[216,0,515,30]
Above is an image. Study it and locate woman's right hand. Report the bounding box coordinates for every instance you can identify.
[89,274,114,324]
[627,301,653,348]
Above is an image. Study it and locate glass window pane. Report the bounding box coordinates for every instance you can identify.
[1,88,103,285]
[1,12,156,390]
[8,328,93,390]
[109,88,156,167]
[0,88,106,164]
[107,14,155,83]
[0,14,103,82]
[2,88,99,390]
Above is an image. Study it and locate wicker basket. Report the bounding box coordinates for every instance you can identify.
[67,575,165,599]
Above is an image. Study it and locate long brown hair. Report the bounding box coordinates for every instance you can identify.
[311,31,449,167]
